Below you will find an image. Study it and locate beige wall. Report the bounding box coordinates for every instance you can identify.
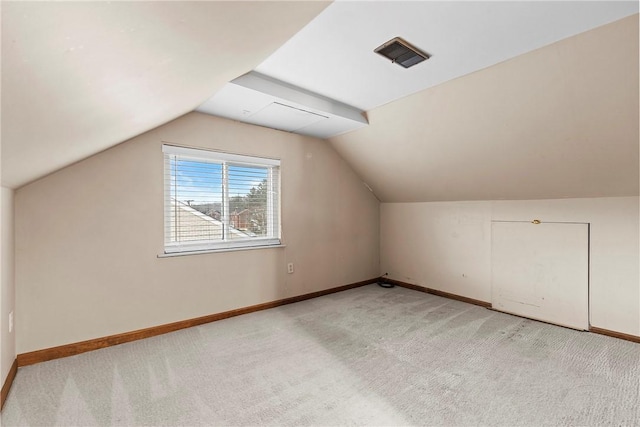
[1,186,16,384]
[381,197,640,336]
[15,112,380,354]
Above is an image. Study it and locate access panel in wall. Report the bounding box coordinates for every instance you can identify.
[491,221,589,330]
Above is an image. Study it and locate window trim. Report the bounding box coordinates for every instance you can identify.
[162,144,281,255]
[163,144,280,167]
[158,244,287,258]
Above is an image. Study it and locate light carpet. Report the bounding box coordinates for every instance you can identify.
[2,285,639,426]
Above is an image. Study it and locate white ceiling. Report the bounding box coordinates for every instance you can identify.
[2,1,638,203]
[198,0,638,131]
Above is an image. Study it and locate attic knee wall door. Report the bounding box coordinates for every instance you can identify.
[491,221,589,330]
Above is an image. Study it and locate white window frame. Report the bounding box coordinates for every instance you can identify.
[163,144,281,254]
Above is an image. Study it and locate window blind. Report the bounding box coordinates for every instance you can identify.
[163,145,281,253]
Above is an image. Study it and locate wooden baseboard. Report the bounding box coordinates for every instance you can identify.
[382,278,492,308]
[17,278,379,367]
[384,279,639,344]
[589,326,640,344]
[1,359,18,410]
[16,277,637,370]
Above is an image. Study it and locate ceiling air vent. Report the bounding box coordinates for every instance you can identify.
[374,37,430,68]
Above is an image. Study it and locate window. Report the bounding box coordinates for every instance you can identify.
[163,145,281,254]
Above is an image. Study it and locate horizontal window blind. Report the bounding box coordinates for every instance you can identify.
[163,145,281,253]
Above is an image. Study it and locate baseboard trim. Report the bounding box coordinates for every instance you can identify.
[385,279,639,344]
[589,326,640,344]
[382,278,492,308]
[1,359,18,410]
[17,278,378,367]
[17,278,636,369]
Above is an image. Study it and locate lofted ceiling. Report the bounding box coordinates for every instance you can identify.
[330,14,639,202]
[2,1,638,203]
[1,1,329,188]
[252,1,638,112]
[198,0,637,138]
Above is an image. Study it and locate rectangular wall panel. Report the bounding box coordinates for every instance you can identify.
[491,221,589,330]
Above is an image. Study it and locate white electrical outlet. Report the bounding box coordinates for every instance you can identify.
[287,263,294,274]
[9,311,14,333]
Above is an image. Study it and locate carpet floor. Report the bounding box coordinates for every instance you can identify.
[2,285,639,426]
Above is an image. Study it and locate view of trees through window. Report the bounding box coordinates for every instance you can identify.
[187,178,269,237]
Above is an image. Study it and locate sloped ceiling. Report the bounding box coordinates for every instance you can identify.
[3,2,638,204]
[1,1,329,189]
[196,1,637,140]
[329,15,639,202]
[255,1,638,112]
